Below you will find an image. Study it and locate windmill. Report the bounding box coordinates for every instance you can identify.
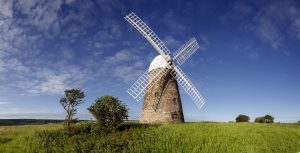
[125,12,205,123]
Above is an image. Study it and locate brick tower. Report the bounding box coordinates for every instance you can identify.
[140,56,184,124]
[125,13,206,124]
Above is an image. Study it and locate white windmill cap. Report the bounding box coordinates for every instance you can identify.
[148,55,169,72]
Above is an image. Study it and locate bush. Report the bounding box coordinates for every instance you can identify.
[254,115,274,123]
[235,114,250,122]
[73,121,94,135]
[254,117,265,123]
[88,95,129,133]
[264,115,274,123]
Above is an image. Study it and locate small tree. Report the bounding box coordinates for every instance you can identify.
[60,89,85,135]
[88,95,128,133]
[254,117,265,123]
[254,115,275,123]
[235,114,250,122]
[264,115,274,123]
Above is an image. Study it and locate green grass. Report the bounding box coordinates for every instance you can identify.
[0,122,299,153]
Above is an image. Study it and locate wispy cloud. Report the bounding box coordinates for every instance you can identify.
[230,0,300,53]
[0,101,10,105]
[0,0,128,96]
[0,0,13,19]
[105,49,147,83]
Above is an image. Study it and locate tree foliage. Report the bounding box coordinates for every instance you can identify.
[254,117,265,123]
[255,115,274,123]
[88,95,128,132]
[235,114,250,122]
[60,89,85,135]
[264,115,274,123]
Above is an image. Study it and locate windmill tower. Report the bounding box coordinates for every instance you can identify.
[125,12,205,124]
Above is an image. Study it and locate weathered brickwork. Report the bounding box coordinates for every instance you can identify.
[140,68,184,124]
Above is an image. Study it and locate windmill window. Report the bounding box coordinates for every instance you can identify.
[171,113,178,120]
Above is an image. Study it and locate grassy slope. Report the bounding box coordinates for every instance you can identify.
[0,123,299,153]
[0,124,62,152]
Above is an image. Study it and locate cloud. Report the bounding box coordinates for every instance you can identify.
[0,0,128,96]
[14,0,63,32]
[160,11,188,33]
[0,101,10,105]
[0,0,13,19]
[26,65,89,95]
[105,49,147,83]
[291,16,300,39]
[255,17,283,49]
[231,0,300,52]
[248,52,259,60]
[163,36,182,50]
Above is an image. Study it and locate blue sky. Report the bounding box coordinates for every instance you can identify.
[0,0,299,122]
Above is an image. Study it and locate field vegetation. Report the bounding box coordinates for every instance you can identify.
[0,122,299,153]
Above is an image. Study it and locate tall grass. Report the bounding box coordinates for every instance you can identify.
[0,122,299,153]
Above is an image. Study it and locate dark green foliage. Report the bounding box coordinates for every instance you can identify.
[0,137,12,144]
[255,117,265,123]
[255,115,275,123]
[88,95,129,133]
[72,121,94,135]
[264,115,274,123]
[0,119,63,125]
[60,89,85,136]
[235,114,250,122]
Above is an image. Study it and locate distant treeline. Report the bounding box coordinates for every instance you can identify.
[0,119,64,125]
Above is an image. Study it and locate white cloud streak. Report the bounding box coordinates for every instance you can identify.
[0,101,10,105]
[0,0,129,96]
[232,0,300,51]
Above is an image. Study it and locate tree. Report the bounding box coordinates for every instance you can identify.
[254,115,275,123]
[235,114,250,122]
[264,115,274,123]
[60,89,85,135]
[88,95,128,133]
[254,117,265,123]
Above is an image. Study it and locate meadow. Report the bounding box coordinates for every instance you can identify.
[0,122,299,153]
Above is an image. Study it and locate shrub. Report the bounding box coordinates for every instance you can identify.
[235,114,250,122]
[73,121,94,135]
[255,117,265,123]
[264,115,274,123]
[254,115,274,123]
[88,95,129,133]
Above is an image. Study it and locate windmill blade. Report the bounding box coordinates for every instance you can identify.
[125,12,171,62]
[127,58,171,101]
[173,37,200,65]
[171,66,205,109]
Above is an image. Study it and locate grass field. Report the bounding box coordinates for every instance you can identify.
[0,122,299,153]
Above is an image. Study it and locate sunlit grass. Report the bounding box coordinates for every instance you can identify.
[0,122,299,153]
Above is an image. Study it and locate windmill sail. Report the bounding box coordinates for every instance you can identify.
[125,12,171,62]
[173,37,200,65]
[172,66,205,109]
[125,12,206,117]
[127,57,171,101]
